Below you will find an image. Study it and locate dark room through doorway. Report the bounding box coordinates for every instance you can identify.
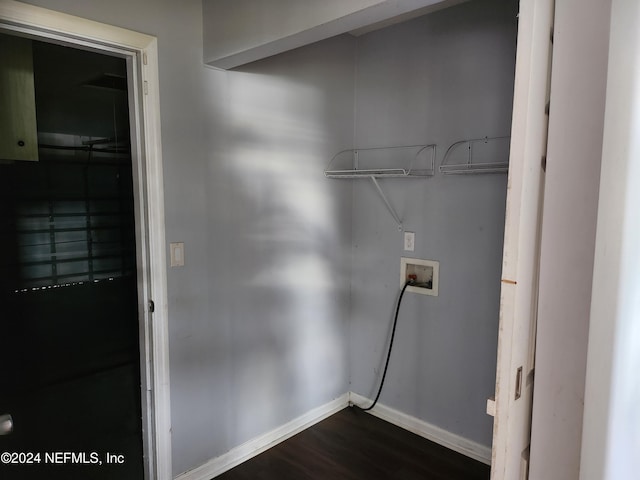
[0,32,144,479]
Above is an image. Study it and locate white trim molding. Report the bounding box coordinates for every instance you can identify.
[175,394,350,480]
[0,2,172,479]
[177,391,490,480]
[349,392,492,465]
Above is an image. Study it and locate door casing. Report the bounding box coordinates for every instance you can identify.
[0,2,171,479]
[490,0,554,479]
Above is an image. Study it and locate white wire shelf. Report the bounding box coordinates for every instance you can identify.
[439,136,510,175]
[324,144,436,178]
[324,144,435,230]
[325,168,418,178]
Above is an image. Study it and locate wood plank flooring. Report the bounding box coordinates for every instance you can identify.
[215,406,491,480]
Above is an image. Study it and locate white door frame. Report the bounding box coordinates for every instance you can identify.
[490,0,554,478]
[0,2,172,479]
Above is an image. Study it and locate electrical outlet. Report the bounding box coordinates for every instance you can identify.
[403,232,415,251]
[400,257,439,296]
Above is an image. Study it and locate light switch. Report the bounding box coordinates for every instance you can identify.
[170,242,184,267]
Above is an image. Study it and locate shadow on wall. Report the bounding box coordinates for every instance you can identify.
[218,46,354,445]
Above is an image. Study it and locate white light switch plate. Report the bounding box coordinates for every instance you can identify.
[404,232,415,251]
[170,242,184,267]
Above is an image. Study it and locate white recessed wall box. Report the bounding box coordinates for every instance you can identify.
[400,257,439,296]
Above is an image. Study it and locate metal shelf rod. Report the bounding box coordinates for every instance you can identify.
[370,176,402,230]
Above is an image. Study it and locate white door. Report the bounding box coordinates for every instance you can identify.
[490,0,554,479]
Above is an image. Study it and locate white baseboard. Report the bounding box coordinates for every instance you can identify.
[175,391,491,479]
[348,392,492,465]
[174,393,350,480]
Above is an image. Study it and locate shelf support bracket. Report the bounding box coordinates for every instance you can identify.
[370,176,403,231]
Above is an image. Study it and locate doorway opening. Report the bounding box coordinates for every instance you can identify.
[0,5,170,474]
[0,32,142,479]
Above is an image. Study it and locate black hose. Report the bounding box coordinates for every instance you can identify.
[360,281,411,412]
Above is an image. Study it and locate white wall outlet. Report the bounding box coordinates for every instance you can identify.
[403,231,415,251]
[170,242,185,267]
[400,257,439,296]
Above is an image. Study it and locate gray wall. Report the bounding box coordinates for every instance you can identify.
[21,0,354,476]
[349,0,516,447]
[22,0,517,472]
[206,35,355,459]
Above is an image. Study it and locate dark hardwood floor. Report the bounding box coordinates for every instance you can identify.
[215,406,491,480]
